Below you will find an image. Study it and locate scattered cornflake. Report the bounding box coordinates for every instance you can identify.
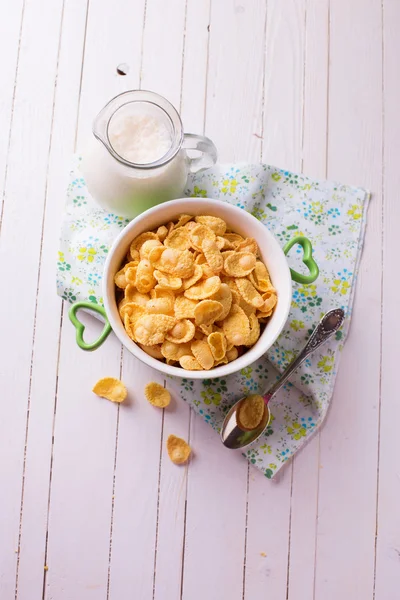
[144,381,171,408]
[166,434,191,464]
[92,377,127,403]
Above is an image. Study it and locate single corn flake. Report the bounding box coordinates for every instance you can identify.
[224,252,256,277]
[195,215,227,236]
[194,299,224,326]
[238,295,256,317]
[140,239,162,260]
[124,313,135,340]
[203,239,224,273]
[164,227,191,251]
[207,331,227,361]
[120,302,147,323]
[222,304,250,347]
[260,290,278,314]
[135,259,156,293]
[166,434,191,464]
[150,287,174,299]
[248,260,273,292]
[154,248,194,278]
[148,245,165,264]
[165,319,196,344]
[184,220,197,232]
[191,339,214,370]
[226,346,239,362]
[161,340,192,360]
[223,233,244,248]
[221,276,240,299]
[134,314,176,346]
[237,395,265,430]
[215,236,230,250]
[212,283,232,321]
[130,231,158,253]
[174,295,198,319]
[236,237,258,255]
[235,277,264,308]
[182,264,203,290]
[174,214,193,228]
[128,247,140,262]
[114,266,129,289]
[154,270,182,290]
[125,266,137,285]
[139,344,164,359]
[179,355,203,370]
[93,377,127,403]
[146,297,174,315]
[124,286,150,305]
[245,313,261,346]
[156,225,168,241]
[145,382,171,408]
[189,223,216,251]
[214,355,229,366]
[220,250,235,275]
[118,297,129,317]
[184,276,221,300]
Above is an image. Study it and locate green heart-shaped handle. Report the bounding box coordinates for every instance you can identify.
[69,301,112,351]
[283,236,319,285]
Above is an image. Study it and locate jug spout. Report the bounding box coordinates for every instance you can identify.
[92,101,114,153]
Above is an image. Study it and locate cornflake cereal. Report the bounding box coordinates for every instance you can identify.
[92,377,127,403]
[144,382,171,408]
[237,394,266,430]
[115,214,278,370]
[166,434,192,464]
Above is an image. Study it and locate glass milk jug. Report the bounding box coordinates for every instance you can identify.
[80,90,218,219]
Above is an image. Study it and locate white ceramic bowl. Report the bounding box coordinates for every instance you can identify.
[101,197,292,379]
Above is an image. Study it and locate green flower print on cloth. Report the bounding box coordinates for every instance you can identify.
[57,157,369,479]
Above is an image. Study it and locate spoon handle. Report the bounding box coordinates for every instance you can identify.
[264,308,345,402]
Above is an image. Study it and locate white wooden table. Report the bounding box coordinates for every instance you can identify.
[1,1,398,598]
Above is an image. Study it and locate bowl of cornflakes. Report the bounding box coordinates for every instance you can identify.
[69,198,319,378]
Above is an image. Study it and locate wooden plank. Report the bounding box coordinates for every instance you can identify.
[181,2,266,599]
[314,1,382,598]
[374,1,400,598]
[0,0,24,227]
[301,0,329,179]
[286,2,329,599]
[108,356,165,600]
[44,1,146,598]
[16,1,90,598]
[151,2,208,598]
[261,0,306,173]
[0,0,65,597]
[107,1,188,598]
[204,0,265,162]
[245,2,306,598]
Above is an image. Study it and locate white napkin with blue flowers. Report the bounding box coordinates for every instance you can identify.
[57,157,369,478]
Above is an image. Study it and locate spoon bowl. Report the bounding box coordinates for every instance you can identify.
[221,308,345,450]
[221,397,271,450]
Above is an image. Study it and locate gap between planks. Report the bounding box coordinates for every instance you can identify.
[372,1,385,598]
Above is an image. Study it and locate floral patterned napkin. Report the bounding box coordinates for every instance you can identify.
[57,157,369,478]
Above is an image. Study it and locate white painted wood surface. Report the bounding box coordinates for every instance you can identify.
[0,1,397,598]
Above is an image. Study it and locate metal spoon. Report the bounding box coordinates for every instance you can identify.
[220,308,345,450]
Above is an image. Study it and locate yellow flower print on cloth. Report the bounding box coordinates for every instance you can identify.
[77,246,97,263]
[221,178,238,194]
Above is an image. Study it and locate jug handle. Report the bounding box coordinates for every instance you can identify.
[183,133,218,173]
